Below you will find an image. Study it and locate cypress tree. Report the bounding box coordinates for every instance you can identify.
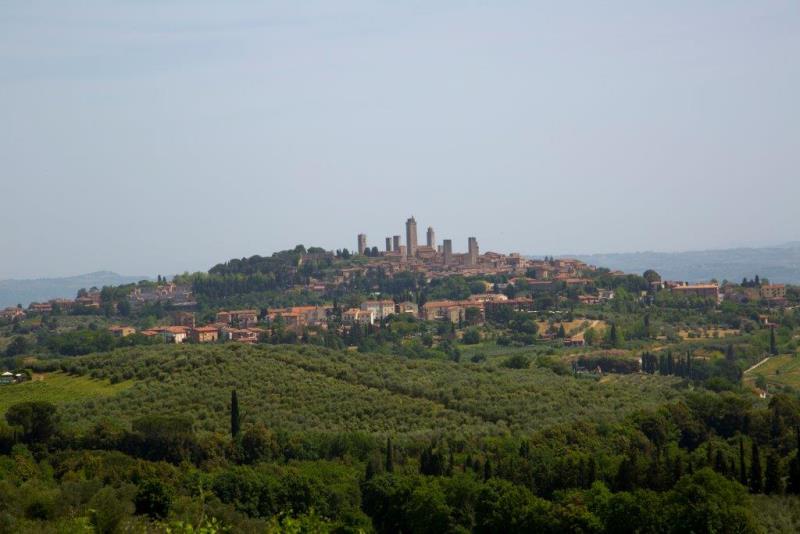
[673,454,684,483]
[230,390,241,439]
[615,455,637,491]
[385,437,394,473]
[765,450,783,494]
[770,327,778,355]
[739,437,748,486]
[609,324,619,347]
[483,458,492,481]
[789,430,800,494]
[715,450,727,476]
[587,457,597,487]
[750,441,763,493]
[726,344,735,362]
[365,458,376,481]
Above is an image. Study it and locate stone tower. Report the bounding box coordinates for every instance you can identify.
[405,217,418,258]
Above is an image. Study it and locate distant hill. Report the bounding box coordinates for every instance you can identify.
[0,271,151,308]
[569,242,800,284]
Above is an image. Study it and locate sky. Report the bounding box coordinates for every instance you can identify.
[1,1,798,279]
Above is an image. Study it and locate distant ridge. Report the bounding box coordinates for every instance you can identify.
[0,271,152,308]
[563,243,800,284]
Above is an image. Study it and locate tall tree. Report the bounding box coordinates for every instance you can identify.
[770,327,778,356]
[385,437,394,473]
[230,390,241,439]
[739,437,747,486]
[609,324,619,348]
[789,428,800,494]
[750,441,763,493]
[765,450,783,494]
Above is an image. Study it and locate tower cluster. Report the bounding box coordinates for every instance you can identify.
[355,216,478,266]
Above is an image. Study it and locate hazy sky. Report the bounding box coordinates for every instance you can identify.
[1,1,798,279]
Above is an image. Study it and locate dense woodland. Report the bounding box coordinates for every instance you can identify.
[1,249,800,532]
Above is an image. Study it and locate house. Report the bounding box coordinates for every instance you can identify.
[28,302,53,313]
[421,301,464,323]
[108,326,136,337]
[0,372,15,385]
[483,297,535,315]
[191,326,220,343]
[173,311,196,328]
[671,283,720,302]
[49,298,76,312]
[396,302,418,316]
[141,326,189,343]
[360,300,396,320]
[578,295,601,305]
[128,283,196,307]
[216,309,259,327]
[761,284,786,301]
[220,328,259,344]
[342,308,375,326]
[598,289,615,301]
[0,307,25,321]
[468,293,508,303]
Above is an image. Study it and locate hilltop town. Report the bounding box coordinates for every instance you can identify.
[0,216,792,353]
[1,218,799,532]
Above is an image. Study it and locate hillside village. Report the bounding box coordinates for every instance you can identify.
[0,216,791,352]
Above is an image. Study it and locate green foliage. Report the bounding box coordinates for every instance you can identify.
[462,328,481,345]
[5,401,59,444]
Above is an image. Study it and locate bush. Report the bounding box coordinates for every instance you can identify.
[502,355,530,369]
[462,328,481,345]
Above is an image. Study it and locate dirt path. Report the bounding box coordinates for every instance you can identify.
[744,357,771,375]
[573,320,601,341]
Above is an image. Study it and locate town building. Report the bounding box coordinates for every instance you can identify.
[191,326,220,343]
[0,307,25,321]
[761,284,786,301]
[671,283,720,302]
[406,217,418,258]
[342,308,375,326]
[443,239,453,265]
[173,311,196,328]
[467,237,479,266]
[216,309,259,327]
[357,234,367,255]
[360,300,396,320]
[108,326,136,337]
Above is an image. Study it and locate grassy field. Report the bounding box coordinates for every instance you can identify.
[745,354,800,389]
[0,372,133,414]
[52,344,682,439]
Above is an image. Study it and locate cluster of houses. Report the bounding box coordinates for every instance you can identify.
[13,289,104,316]
[103,293,560,345]
[128,283,196,307]
[651,278,787,306]
[0,371,29,385]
